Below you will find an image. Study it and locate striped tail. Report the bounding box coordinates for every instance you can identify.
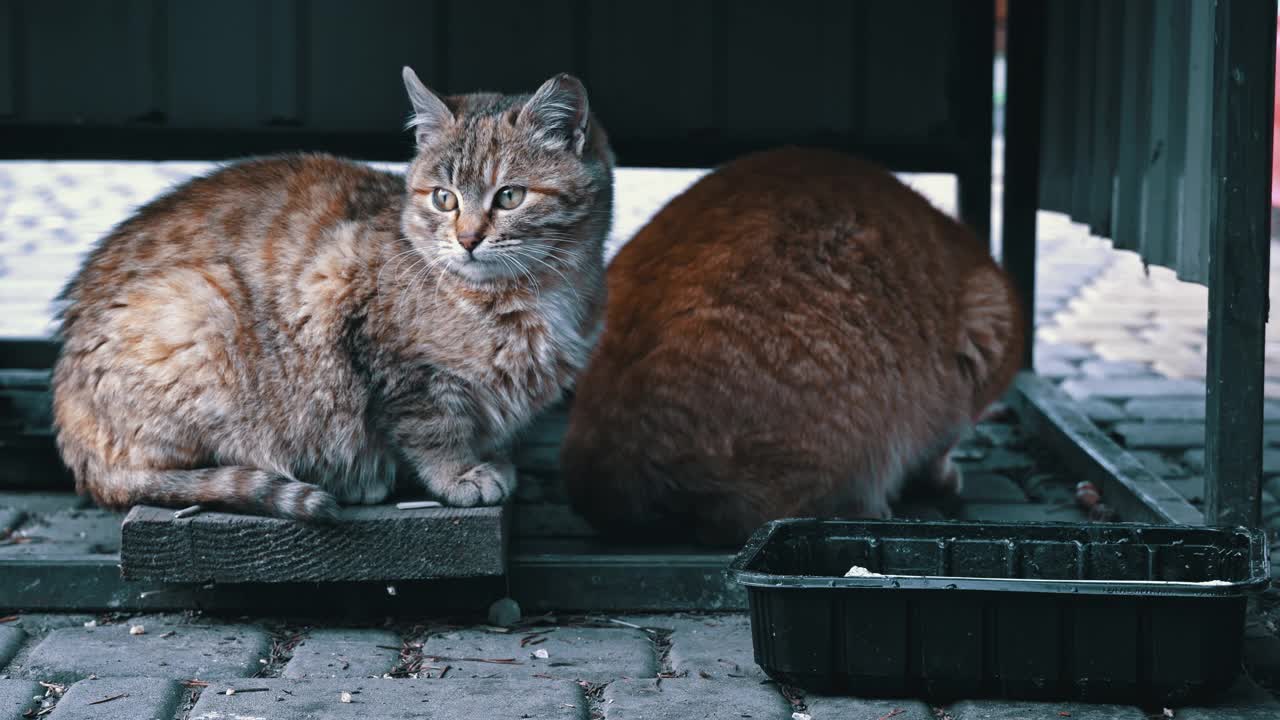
[91,466,339,521]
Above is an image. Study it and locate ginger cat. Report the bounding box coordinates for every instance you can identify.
[561,147,1023,545]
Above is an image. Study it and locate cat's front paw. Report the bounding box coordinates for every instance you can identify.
[437,462,517,506]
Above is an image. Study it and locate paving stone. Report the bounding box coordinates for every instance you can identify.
[1163,476,1206,504]
[1034,357,1080,381]
[1061,377,1207,402]
[0,493,91,515]
[282,629,401,679]
[1114,423,1208,450]
[1186,448,1280,475]
[1077,398,1127,424]
[423,627,656,682]
[1154,354,1208,380]
[1124,399,1209,422]
[804,696,934,719]
[1022,475,1079,505]
[18,620,270,682]
[0,615,96,636]
[957,448,1035,475]
[0,680,41,719]
[974,423,1021,447]
[958,473,1027,503]
[188,678,585,720]
[1036,342,1094,362]
[1079,359,1156,379]
[628,614,761,679]
[0,627,26,671]
[602,678,786,719]
[960,503,1088,523]
[1131,450,1190,478]
[946,700,1146,719]
[1175,677,1280,719]
[0,510,122,558]
[48,678,184,720]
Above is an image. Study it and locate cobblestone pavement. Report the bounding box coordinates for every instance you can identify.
[0,612,1276,719]
[4,162,1280,715]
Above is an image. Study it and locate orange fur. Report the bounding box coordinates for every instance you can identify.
[561,148,1024,546]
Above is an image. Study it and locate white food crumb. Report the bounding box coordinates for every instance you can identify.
[793,713,812,720]
[843,565,884,578]
[83,620,96,628]
[533,648,550,659]
[128,625,145,635]
[340,691,353,703]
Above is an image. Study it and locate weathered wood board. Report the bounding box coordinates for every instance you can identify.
[120,504,509,583]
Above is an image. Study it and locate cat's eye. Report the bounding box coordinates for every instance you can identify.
[494,186,526,210]
[431,188,458,212]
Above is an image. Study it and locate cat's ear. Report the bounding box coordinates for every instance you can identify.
[518,73,590,155]
[402,66,454,145]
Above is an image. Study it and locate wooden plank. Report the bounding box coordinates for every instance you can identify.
[1011,372,1203,525]
[1204,0,1276,529]
[0,554,505,614]
[120,504,509,583]
[1002,0,1044,368]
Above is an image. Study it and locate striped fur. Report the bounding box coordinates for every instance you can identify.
[52,71,613,520]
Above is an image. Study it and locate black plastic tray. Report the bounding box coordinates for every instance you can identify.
[729,519,1271,704]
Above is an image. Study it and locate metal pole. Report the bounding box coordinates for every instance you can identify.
[1204,0,1275,528]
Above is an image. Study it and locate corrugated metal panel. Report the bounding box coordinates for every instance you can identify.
[1040,1,1237,286]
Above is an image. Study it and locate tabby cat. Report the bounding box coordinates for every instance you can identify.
[561,147,1023,545]
[52,68,613,520]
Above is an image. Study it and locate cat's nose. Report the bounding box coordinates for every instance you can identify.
[458,234,485,253]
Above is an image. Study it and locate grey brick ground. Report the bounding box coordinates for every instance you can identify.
[601,678,787,719]
[47,678,184,720]
[282,629,401,679]
[1185,448,1280,475]
[624,614,762,679]
[0,492,91,515]
[946,700,1147,719]
[958,449,1035,475]
[188,678,585,720]
[18,620,270,682]
[1077,398,1127,424]
[958,473,1027,504]
[1175,678,1280,720]
[1061,377,1206,402]
[1116,423,1280,450]
[423,627,656,682]
[804,696,934,719]
[0,510,121,558]
[0,680,41,720]
[0,628,24,670]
